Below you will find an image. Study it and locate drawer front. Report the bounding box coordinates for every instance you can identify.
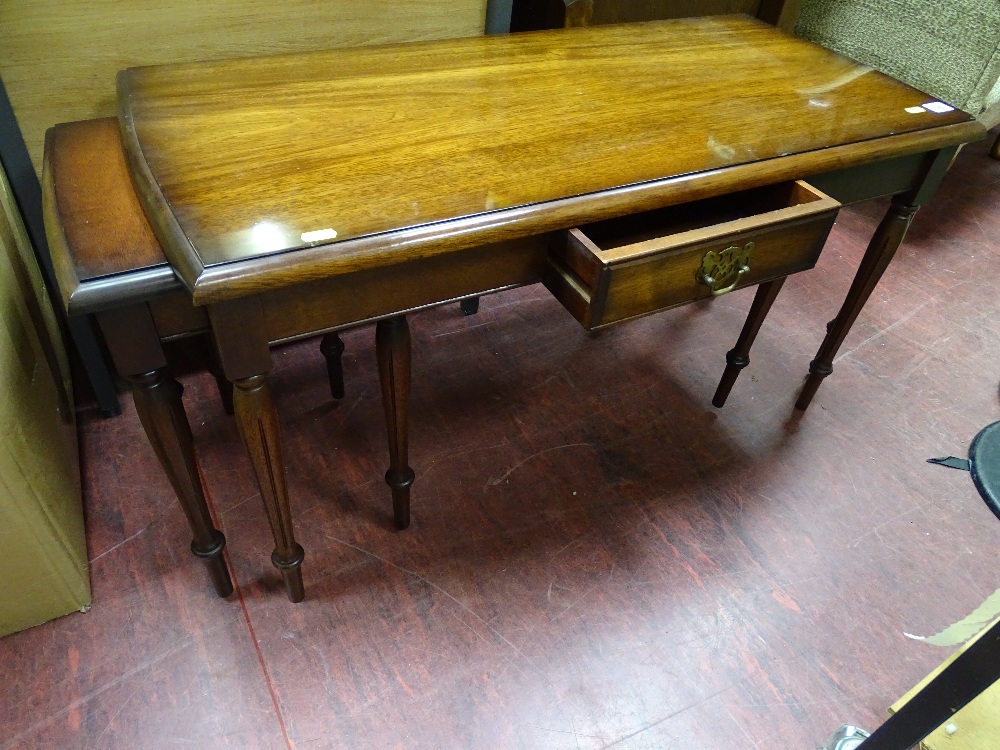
[544,181,839,330]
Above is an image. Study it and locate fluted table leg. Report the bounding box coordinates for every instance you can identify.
[98,304,233,597]
[131,369,233,596]
[232,374,305,602]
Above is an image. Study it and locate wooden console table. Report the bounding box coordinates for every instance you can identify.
[53,17,985,601]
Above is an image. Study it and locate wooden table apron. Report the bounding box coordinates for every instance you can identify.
[106,17,983,601]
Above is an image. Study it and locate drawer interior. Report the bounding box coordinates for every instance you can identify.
[544,180,840,330]
[577,181,831,254]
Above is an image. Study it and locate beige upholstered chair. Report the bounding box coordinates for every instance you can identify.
[796,0,1000,159]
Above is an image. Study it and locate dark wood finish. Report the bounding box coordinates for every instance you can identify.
[544,181,838,329]
[45,120,164,283]
[116,17,980,305]
[209,299,304,602]
[990,132,1000,160]
[712,277,786,408]
[806,152,928,206]
[96,304,232,597]
[257,237,546,342]
[512,0,760,31]
[205,339,236,415]
[231,374,305,602]
[43,119,186,316]
[509,0,803,33]
[795,197,918,411]
[376,316,414,530]
[795,147,959,410]
[755,0,803,31]
[129,369,232,596]
[319,332,346,400]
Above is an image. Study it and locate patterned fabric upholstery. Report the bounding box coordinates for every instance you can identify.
[796,0,1000,118]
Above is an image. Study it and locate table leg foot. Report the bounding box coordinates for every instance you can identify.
[130,368,234,597]
[190,532,232,598]
[795,359,834,411]
[713,278,785,408]
[387,467,415,530]
[320,332,346,400]
[233,373,305,602]
[460,296,480,315]
[795,197,918,411]
[377,315,414,530]
[713,351,750,408]
[272,546,306,603]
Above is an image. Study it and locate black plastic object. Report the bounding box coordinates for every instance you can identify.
[969,421,1000,522]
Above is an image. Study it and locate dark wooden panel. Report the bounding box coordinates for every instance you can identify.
[510,0,762,31]
[259,237,548,341]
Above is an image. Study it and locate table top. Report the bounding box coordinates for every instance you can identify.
[117,15,982,305]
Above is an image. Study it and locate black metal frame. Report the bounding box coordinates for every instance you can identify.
[858,617,1000,748]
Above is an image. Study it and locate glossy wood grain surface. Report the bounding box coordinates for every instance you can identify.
[118,16,982,304]
[42,119,184,316]
[46,119,165,279]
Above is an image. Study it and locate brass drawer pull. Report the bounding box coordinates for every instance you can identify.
[697,241,753,295]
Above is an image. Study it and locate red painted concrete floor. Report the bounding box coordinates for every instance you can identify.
[3,134,1000,750]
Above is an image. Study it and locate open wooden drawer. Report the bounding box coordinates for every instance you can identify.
[543,181,840,330]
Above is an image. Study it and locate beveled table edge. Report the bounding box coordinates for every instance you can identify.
[161,120,985,306]
[43,119,186,317]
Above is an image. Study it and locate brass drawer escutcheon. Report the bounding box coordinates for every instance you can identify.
[697,242,753,296]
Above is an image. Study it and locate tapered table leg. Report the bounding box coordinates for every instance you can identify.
[376,315,414,530]
[232,374,305,602]
[713,277,786,408]
[320,332,345,400]
[130,368,233,597]
[796,196,919,411]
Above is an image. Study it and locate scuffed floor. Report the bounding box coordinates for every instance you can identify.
[2,133,999,749]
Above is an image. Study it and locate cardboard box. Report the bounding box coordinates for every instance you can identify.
[0,163,90,637]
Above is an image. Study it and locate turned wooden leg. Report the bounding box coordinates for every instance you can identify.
[712,277,786,408]
[319,332,345,400]
[796,196,919,410]
[376,315,414,529]
[130,368,233,597]
[460,296,480,315]
[98,304,231,596]
[232,375,305,602]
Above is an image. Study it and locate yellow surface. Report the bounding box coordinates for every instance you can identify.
[0,0,487,175]
[891,617,1000,750]
[0,164,89,636]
